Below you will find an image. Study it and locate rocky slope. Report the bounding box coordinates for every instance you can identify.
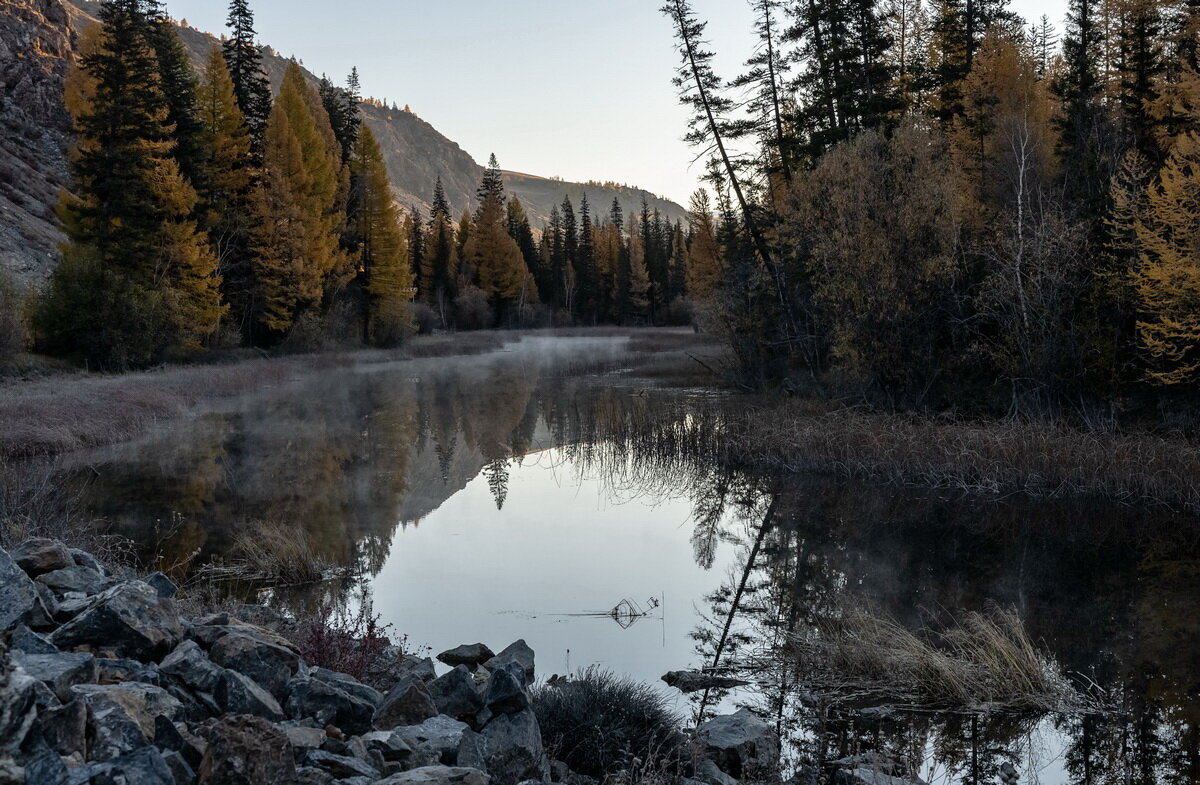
[0,0,686,289]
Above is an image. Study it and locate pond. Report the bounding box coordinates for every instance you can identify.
[43,335,1200,784]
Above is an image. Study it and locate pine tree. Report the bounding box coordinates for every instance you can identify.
[319,72,361,164]
[148,15,205,188]
[422,177,457,320]
[1031,15,1058,79]
[545,205,567,310]
[352,125,413,345]
[455,208,474,284]
[576,194,596,321]
[560,196,578,313]
[478,153,505,204]
[195,45,253,332]
[1055,0,1111,219]
[39,0,224,367]
[464,157,530,322]
[408,205,425,283]
[1114,0,1165,163]
[1132,131,1200,384]
[222,0,272,158]
[507,197,544,297]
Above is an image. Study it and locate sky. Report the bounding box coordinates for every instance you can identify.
[162,0,1068,207]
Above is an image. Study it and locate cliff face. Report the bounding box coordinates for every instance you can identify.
[0,0,685,288]
[0,0,73,288]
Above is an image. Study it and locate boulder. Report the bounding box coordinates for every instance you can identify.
[695,708,779,780]
[0,548,52,631]
[0,642,38,756]
[94,658,163,687]
[161,640,224,695]
[834,769,928,785]
[296,766,336,785]
[197,714,296,785]
[437,644,495,670]
[89,746,176,785]
[214,668,285,720]
[142,572,178,598]
[378,766,491,785]
[11,649,97,701]
[19,737,68,785]
[482,665,527,715]
[374,677,439,730]
[36,564,110,596]
[208,627,300,700]
[71,682,182,761]
[483,641,535,685]
[389,715,472,766]
[479,709,549,785]
[308,667,383,708]
[69,548,106,575]
[375,648,438,684]
[302,749,380,779]
[427,666,484,722]
[9,625,57,655]
[50,582,182,661]
[39,699,87,758]
[286,673,377,736]
[10,538,73,577]
[282,723,327,750]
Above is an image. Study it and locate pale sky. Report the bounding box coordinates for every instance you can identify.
[162,0,1067,207]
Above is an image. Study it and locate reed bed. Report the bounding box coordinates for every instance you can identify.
[194,521,340,586]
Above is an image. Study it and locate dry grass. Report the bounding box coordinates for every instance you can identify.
[784,607,1086,714]
[195,521,339,585]
[723,401,1200,511]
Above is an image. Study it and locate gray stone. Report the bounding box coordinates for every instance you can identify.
[162,750,196,785]
[71,682,183,761]
[0,642,38,756]
[482,665,527,715]
[427,666,484,722]
[197,714,297,785]
[378,766,491,785]
[389,715,472,765]
[91,747,176,785]
[161,640,224,695]
[694,759,737,785]
[94,658,162,687]
[40,699,87,758]
[296,766,336,785]
[214,668,285,720]
[834,769,928,785]
[36,565,110,596]
[695,708,779,780]
[437,644,495,670]
[208,627,300,700]
[9,625,57,655]
[303,749,380,779]
[11,538,73,576]
[286,673,377,736]
[375,648,438,684]
[12,650,96,702]
[483,641,535,684]
[50,582,183,661]
[0,548,52,632]
[142,572,178,598]
[374,677,439,730]
[19,738,67,785]
[283,724,328,750]
[69,548,106,575]
[479,709,550,785]
[309,667,383,708]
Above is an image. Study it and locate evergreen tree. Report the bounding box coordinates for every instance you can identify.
[148,16,205,188]
[611,198,633,320]
[478,153,505,204]
[422,177,457,320]
[222,0,272,158]
[1115,0,1165,164]
[1055,0,1112,219]
[576,194,596,321]
[352,124,413,345]
[319,71,361,164]
[507,197,544,297]
[545,205,567,310]
[464,160,529,323]
[39,0,223,367]
[561,196,578,312]
[195,45,253,333]
[1031,14,1058,79]
[455,208,473,284]
[408,205,425,283]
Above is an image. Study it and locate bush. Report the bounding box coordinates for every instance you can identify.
[455,285,493,331]
[530,667,682,778]
[0,271,27,366]
[409,302,441,334]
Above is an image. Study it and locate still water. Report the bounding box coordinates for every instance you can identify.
[45,335,1200,784]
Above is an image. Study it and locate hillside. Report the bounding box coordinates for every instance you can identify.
[0,0,686,288]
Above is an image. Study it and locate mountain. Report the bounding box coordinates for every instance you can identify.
[0,0,687,288]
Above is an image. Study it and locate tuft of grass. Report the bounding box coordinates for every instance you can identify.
[530,667,683,778]
[196,520,337,585]
[785,606,1086,713]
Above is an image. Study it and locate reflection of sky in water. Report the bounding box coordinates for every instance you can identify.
[370,446,741,713]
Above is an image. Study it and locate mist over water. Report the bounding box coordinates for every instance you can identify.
[42,335,1200,784]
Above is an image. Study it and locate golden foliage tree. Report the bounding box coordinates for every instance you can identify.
[685,189,724,301]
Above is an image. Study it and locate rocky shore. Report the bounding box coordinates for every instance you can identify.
[0,538,783,785]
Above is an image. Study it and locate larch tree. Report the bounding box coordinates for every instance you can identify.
[686,189,723,301]
[465,158,529,322]
[352,125,413,345]
[1133,132,1200,384]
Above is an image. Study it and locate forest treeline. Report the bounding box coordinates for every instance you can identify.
[20,0,718,368]
[663,0,1200,416]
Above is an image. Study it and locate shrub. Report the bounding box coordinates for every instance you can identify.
[290,590,403,691]
[530,667,682,778]
[455,285,493,330]
[409,302,441,334]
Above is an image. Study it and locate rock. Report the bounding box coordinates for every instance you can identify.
[91,747,176,785]
[308,667,384,708]
[197,714,296,785]
[482,665,527,715]
[11,650,96,701]
[189,619,296,651]
[162,750,196,785]
[50,582,182,661]
[0,547,52,631]
[208,627,300,700]
[303,749,380,779]
[296,766,336,785]
[36,565,110,596]
[834,769,928,785]
[51,596,92,624]
[282,724,327,750]
[388,715,472,765]
[437,644,495,670]
[71,682,182,761]
[483,641,535,684]
[695,709,779,780]
[69,548,106,575]
[375,648,438,684]
[19,737,68,785]
[374,677,439,730]
[0,641,38,756]
[661,671,751,694]
[694,759,737,785]
[215,668,285,720]
[427,667,485,722]
[94,658,163,687]
[286,673,377,736]
[161,640,224,695]
[142,572,178,598]
[378,766,491,785]
[40,699,86,758]
[9,625,57,655]
[10,538,73,577]
[479,709,549,785]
